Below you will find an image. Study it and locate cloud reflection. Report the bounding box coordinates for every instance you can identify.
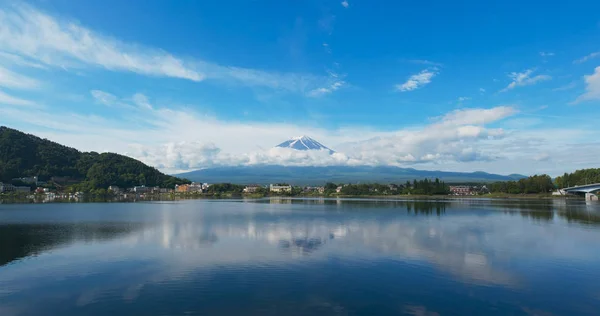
[1,199,600,314]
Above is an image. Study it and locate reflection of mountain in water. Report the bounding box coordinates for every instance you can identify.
[0,223,144,266]
[279,237,330,254]
[3,199,599,289]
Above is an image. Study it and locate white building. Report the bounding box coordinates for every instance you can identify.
[0,182,16,193]
[243,185,262,193]
[133,185,151,193]
[189,182,204,193]
[270,184,292,193]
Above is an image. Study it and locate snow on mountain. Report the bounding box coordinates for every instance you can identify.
[275,136,334,152]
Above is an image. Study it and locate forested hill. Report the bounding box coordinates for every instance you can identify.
[0,126,189,190]
[555,169,600,187]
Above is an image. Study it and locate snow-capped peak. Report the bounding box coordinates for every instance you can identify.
[275,136,334,152]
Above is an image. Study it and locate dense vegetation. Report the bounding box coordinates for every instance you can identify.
[0,126,189,191]
[489,174,554,194]
[205,183,245,194]
[405,178,450,195]
[554,169,600,188]
[328,178,450,196]
[337,183,396,196]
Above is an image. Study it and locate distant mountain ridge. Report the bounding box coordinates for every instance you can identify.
[0,126,527,188]
[176,165,526,186]
[177,136,526,185]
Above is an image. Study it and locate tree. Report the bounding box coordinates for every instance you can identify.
[555,169,600,188]
[489,174,554,194]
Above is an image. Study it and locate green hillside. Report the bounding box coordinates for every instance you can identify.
[0,126,189,191]
[555,169,600,188]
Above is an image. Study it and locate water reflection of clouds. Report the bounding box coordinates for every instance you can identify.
[2,199,600,313]
[109,207,600,287]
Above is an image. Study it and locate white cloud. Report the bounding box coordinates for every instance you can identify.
[457,96,470,103]
[573,66,600,103]
[335,107,517,166]
[539,52,554,57]
[573,52,600,64]
[90,90,118,106]
[0,51,47,69]
[0,4,203,81]
[479,88,486,93]
[132,93,153,110]
[438,106,517,126]
[341,1,349,8]
[0,4,337,95]
[4,88,599,176]
[0,89,37,106]
[308,81,344,97]
[0,90,520,172]
[396,69,437,92]
[307,70,345,97]
[0,66,40,90]
[500,69,551,92]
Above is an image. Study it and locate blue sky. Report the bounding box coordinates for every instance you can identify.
[1,0,600,175]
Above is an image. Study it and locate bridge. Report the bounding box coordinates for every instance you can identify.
[562,183,600,201]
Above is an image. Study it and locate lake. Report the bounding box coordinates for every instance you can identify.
[1,198,600,315]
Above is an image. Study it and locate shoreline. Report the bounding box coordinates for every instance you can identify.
[0,192,582,205]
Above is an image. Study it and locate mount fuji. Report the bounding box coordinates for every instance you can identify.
[175,135,526,185]
[275,136,334,152]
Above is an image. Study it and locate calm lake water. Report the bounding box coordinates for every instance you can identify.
[1,198,600,315]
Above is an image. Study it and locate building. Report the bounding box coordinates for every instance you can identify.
[479,185,489,194]
[270,184,292,193]
[175,184,190,193]
[133,185,151,193]
[159,188,172,193]
[303,186,325,194]
[0,182,15,193]
[35,187,50,194]
[243,185,262,193]
[336,186,343,193]
[15,186,31,193]
[189,183,204,193]
[449,185,473,196]
[388,184,399,191]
